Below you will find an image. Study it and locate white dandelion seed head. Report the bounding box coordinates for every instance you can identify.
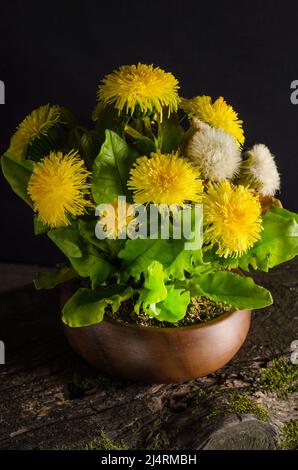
[186,121,241,181]
[240,144,280,196]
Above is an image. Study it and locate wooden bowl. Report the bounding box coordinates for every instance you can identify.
[63,307,251,383]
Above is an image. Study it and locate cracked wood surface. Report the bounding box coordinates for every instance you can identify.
[0,260,297,450]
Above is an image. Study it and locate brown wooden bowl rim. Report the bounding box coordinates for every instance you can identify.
[67,308,251,333]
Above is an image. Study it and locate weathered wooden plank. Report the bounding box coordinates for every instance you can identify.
[0,261,297,450]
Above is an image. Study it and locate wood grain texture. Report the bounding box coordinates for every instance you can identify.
[0,260,297,450]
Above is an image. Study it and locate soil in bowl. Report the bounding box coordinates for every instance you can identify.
[105,296,231,328]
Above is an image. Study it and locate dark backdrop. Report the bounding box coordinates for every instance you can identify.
[1,0,298,265]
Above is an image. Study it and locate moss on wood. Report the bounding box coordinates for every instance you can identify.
[225,392,269,421]
[83,433,126,450]
[68,372,123,398]
[258,357,298,399]
[204,391,269,422]
[279,422,298,450]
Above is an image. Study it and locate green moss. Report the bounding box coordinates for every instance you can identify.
[73,372,117,389]
[226,392,269,421]
[196,388,209,403]
[279,422,298,450]
[195,387,220,405]
[69,372,121,398]
[205,409,223,421]
[258,357,298,399]
[50,433,125,451]
[204,391,269,422]
[84,433,126,450]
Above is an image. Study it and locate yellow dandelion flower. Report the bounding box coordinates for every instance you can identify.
[28,150,91,228]
[97,199,137,239]
[128,151,203,206]
[8,104,61,159]
[98,63,180,118]
[203,181,262,258]
[181,96,244,145]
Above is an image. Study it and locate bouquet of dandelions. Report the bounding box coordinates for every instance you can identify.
[2,63,298,328]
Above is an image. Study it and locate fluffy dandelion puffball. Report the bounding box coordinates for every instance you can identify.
[98,63,180,118]
[203,181,262,258]
[28,150,91,228]
[182,96,244,146]
[238,144,280,196]
[8,104,61,159]
[186,121,241,181]
[128,152,203,206]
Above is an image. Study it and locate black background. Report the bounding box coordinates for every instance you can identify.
[0,0,297,265]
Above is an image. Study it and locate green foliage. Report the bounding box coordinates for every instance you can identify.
[167,248,212,280]
[1,153,33,206]
[62,284,133,327]
[119,238,183,280]
[34,216,50,235]
[48,224,115,288]
[119,235,205,282]
[238,206,298,271]
[272,206,298,223]
[165,249,194,280]
[91,129,138,204]
[259,357,298,399]
[3,90,298,329]
[69,245,115,288]
[79,130,102,170]
[187,271,273,310]
[135,261,167,314]
[135,261,190,322]
[48,225,85,258]
[279,422,298,450]
[156,284,190,322]
[78,218,123,257]
[157,115,184,153]
[34,266,77,289]
[124,124,156,154]
[59,106,79,129]
[92,103,120,144]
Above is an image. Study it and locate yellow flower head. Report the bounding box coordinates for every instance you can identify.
[98,63,180,118]
[8,104,61,159]
[97,199,137,239]
[128,151,203,206]
[182,96,244,145]
[28,150,91,228]
[203,181,262,258]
